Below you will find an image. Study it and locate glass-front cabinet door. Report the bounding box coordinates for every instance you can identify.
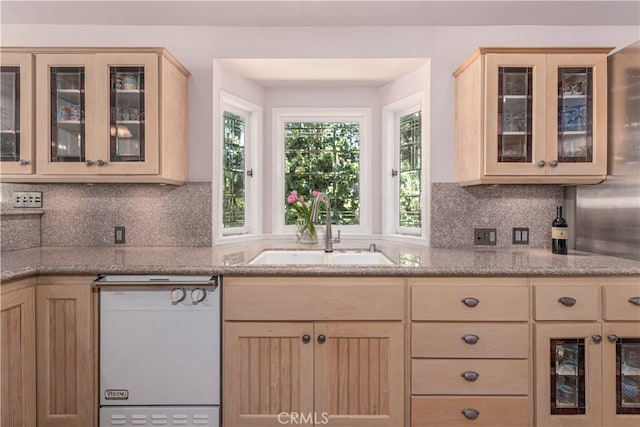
[536,323,603,426]
[35,53,158,175]
[0,53,33,174]
[603,324,640,427]
[485,54,546,176]
[546,54,607,176]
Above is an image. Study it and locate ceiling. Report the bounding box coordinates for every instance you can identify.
[1,0,638,27]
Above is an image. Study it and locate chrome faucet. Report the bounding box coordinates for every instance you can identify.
[311,192,336,253]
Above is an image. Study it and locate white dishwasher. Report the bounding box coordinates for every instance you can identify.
[95,275,220,427]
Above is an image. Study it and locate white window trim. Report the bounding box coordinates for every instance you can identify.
[272,107,372,237]
[382,91,430,244]
[215,91,262,242]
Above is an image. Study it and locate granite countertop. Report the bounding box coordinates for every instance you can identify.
[1,240,639,282]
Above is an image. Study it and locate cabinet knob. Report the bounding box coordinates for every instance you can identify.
[592,335,602,344]
[317,335,326,344]
[302,334,311,344]
[538,160,546,168]
[461,408,480,420]
[628,297,640,306]
[19,159,29,166]
[85,160,94,167]
[550,160,559,168]
[170,287,186,305]
[558,296,576,307]
[96,159,105,167]
[461,334,480,345]
[461,371,479,382]
[607,334,618,343]
[461,297,479,308]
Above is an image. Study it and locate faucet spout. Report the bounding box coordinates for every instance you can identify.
[311,192,333,252]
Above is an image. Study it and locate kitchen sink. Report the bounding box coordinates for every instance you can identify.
[249,250,394,265]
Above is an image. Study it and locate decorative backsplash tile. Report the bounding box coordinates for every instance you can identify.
[430,183,563,248]
[0,211,42,251]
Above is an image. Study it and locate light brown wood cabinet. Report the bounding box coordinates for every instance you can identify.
[410,278,531,427]
[1,279,37,427]
[454,47,611,186]
[223,277,405,427]
[1,276,96,427]
[0,47,189,184]
[533,277,640,427]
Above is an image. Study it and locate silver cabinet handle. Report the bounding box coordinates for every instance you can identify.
[96,159,105,167]
[550,160,559,167]
[538,160,546,168]
[592,335,602,344]
[191,287,207,305]
[628,297,640,306]
[461,408,479,420]
[461,371,479,382]
[85,160,94,167]
[608,334,618,343]
[170,287,186,305]
[558,296,576,307]
[19,159,29,166]
[461,297,479,308]
[461,334,480,345]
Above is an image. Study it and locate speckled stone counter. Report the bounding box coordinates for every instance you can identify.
[1,240,639,282]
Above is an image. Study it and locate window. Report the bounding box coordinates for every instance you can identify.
[274,108,371,235]
[398,110,422,229]
[218,92,261,239]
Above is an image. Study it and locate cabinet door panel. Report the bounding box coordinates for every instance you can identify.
[314,322,404,427]
[0,286,36,427]
[223,322,314,427]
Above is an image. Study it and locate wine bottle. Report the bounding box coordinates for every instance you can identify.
[552,206,568,255]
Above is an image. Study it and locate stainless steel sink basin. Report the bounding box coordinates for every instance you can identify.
[249,250,393,265]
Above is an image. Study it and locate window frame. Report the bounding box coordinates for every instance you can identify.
[272,107,372,237]
[382,91,429,242]
[217,91,262,240]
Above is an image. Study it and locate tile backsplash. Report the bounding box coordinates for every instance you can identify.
[1,181,562,250]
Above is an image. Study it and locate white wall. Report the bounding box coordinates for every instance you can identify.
[3,24,638,182]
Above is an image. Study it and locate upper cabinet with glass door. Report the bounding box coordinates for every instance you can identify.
[454,47,611,186]
[1,48,189,184]
[0,52,34,174]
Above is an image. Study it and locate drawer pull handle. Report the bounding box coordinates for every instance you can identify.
[558,296,576,307]
[608,334,618,343]
[461,297,479,308]
[461,408,480,420]
[592,334,602,344]
[461,371,479,382]
[629,297,640,306]
[461,334,480,345]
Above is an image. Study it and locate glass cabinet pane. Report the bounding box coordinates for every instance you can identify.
[50,67,85,162]
[557,67,593,163]
[110,66,145,162]
[617,338,640,414]
[497,67,533,163]
[551,338,586,415]
[1,66,21,161]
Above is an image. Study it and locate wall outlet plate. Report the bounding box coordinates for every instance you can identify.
[13,191,43,208]
[114,227,126,244]
[512,227,529,244]
[474,228,497,245]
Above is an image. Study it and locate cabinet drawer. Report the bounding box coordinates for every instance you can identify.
[224,277,404,321]
[411,323,529,359]
[412,359,528,395]
[603,284,640,321]
[412,285,529,321]
[534,285,600,320]
[411,396,529,427]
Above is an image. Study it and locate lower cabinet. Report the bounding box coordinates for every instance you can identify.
[223,276,405,427]
[1,280,37,427]
[0,276,96,427]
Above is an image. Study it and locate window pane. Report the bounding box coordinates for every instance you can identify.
[399,111,421,228]
[284,122,360,226]
[223,111,245,229]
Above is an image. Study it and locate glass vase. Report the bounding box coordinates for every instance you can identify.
[297,219,318,244]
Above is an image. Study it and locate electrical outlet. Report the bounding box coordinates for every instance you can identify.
[13,191,43,208]
[474,228,497,245]
[115,227,126,244]
[512,227,529,244]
